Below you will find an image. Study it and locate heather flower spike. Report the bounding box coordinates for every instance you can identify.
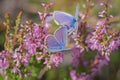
[70,0,120,80]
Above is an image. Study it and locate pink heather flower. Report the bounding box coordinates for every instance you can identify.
[89,53,110,79]
[12,51,21,67]
[33,24,42,38]
[86,38,102,51]
[0,50,10,70]
[72,57,80,67]
[108,36,120,53]
[105,55,110,61]
[70,70,78,80]
[97,59,108,72]
[13,47,31,67]
[72,46,84,67]
[21,53,31,66]
[86,21,120,55]
[44,58,52,69]
[12,66,22,78]
[23,35,37,54]
[50,53,64,67]
[70,70,90,80]
[98,10,106,18]
[23,23,48,55]
[0,59,9,70]
[78,73,90,80]
[28,43,37,54]
[43,58,48,65]
[12,66,20,73]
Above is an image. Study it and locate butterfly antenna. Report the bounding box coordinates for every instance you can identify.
[75,4,79,21]
[74,4,79,34]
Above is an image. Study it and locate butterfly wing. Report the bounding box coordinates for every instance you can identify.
[53,11,74,26]
[45,35,62,52]
[45,13,53,23]
[45,34,70,52]
[54,26,68,47]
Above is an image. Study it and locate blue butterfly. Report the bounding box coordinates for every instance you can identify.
[53,4,79,34]
[45,26,70,52]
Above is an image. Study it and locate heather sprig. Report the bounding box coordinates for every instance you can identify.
[0,3,64,80]
[70,0,120,80]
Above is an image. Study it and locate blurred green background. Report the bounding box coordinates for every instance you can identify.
[0,0,120,80]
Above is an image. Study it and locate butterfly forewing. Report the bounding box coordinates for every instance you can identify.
[53,11,74,26]
[54,26,67,47]
[45,35,61,49]
[45,13,53,23]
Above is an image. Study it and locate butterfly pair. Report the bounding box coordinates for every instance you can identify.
[45,5,79,52]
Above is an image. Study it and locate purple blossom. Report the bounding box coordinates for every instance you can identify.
[49,53,64,67]
[21,53,31,66]
[89,53,110,79]
[23,23,48,55]
[70,70,90,80]
[98,10,106,18]
[108,36,120,53]
[33,24,41,38]
[0,50,10,79]
[97,59,108,71]
[70,70,78,80]
[23,34,38,54]
[12,50,21,67]
[72,46,85,67]
[78,73,90,80]
[12,66,22,78]
[86,21,120,55]
[0,50,10,70]
[86,37,102,51]
[12,46,31,67]
[0,59,9,70]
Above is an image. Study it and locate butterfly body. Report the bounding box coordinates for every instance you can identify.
[66,18,77,30]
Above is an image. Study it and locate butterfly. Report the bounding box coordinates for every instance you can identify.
[45,26,70,52]
[53,4,79,34]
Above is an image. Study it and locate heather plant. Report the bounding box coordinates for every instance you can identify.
[0,0,120,80]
